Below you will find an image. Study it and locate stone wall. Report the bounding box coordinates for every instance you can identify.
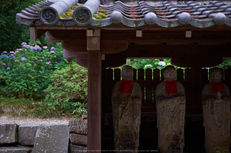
[0,119,87,153]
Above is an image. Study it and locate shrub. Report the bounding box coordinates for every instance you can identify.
[0,41,67,99]
[39,63,88,118]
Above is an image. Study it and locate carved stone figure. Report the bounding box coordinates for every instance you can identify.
[202,68,230,153]
[112,65,142,153]
[155,66,186,153]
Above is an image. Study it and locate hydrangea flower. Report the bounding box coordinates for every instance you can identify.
[46,61,51,64]
[3,51,7,53]
[51,47,55,50]
[21,57,27,61]
[16,48,22,51]
[43,46,48,49]
[3,63,6,65]
[158,61,166,66]
[10,51,15,54]
[6,67,10,70]
[1,55,9,58]
[21,42,27,46]
[34,45,42,50]
[50,51,55,54]
[25,45,30,49]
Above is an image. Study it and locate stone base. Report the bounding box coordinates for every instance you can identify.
[70,144,87,153]
[0,147,32,153]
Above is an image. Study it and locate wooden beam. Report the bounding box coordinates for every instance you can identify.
[62,40,128,54]
[87,51,102,152]
[45,30,231,42]
[30,27,37,41]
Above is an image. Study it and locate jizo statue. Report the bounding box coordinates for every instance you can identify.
[112,65,142,153]
[155,66,186,153]
[202,68,230,153]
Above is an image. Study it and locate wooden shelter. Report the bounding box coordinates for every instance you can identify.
[16,0,231,152]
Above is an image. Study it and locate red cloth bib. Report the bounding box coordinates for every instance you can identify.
[165,80,177,94]
[119,79,133,93]
[211,81,225,93]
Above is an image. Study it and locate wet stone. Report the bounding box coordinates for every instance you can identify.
[19,125,38,146]
[70,144,87,153]
[70,133,87,146]
[69,119,87,134]
[0,124,18,144]
[0,147,32,153]
[32,125,69,153]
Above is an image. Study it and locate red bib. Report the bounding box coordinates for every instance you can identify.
[211,81,225,93]
[165,80,177,94]
[119,79,133,93]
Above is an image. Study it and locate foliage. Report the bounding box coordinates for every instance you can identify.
[213,59,231,69]
[0,0,43,52]
[213,146,229,153]
[39,63,88,118]
[126,59,172,69]
[0,41,67,99]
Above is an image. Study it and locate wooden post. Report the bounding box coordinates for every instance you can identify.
[88,51,102,152]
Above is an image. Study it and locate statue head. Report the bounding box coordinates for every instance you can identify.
[163,66,176,80]
[209,68,222,82]
[122,65,133,80]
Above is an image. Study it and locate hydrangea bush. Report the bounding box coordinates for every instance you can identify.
[0,41,67,98]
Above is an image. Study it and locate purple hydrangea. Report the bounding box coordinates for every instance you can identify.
[21,57,27,61]
[3,51,7,53]
[6,67,10,70]
[34,45,42,50]
[21,42,27,46]
[1,55,9,58]
[50,51,55,54]
[51,47,55,50]
[25,45,30,49]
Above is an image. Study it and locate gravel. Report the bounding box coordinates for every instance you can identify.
[0,116,70,126]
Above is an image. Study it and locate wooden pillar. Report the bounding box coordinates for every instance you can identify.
[87,51,102,152]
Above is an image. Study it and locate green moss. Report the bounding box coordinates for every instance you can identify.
[37,8,42,11]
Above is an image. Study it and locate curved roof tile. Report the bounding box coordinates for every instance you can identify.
[16,0,231,28]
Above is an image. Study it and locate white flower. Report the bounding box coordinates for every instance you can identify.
[144,64,152,69]
[158,61,166,66]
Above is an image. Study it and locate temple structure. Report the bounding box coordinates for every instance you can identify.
[16,0,231,152]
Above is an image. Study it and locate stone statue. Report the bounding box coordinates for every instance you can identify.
[155,66,186,153]
[112,65,142,153]
[202,68,230,153]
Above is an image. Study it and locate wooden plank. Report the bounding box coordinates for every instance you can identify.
[177,69,184,81]
[161,69,164,81]
[106,69,113,80]
[225,68,231,81]
[154,69,160,81]
[202,69,209,83]
[87,51,102,152]
[185,69,192,81]
[114,69,121,81]
[146,69,153,103]
[138,69,144,103]
[133,68,137,81]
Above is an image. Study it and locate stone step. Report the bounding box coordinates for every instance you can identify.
[0,147,32,153]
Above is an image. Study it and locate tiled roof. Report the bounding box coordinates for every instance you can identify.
[16,0,231,28]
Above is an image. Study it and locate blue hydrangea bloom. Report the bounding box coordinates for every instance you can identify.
[21,57,27,61]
